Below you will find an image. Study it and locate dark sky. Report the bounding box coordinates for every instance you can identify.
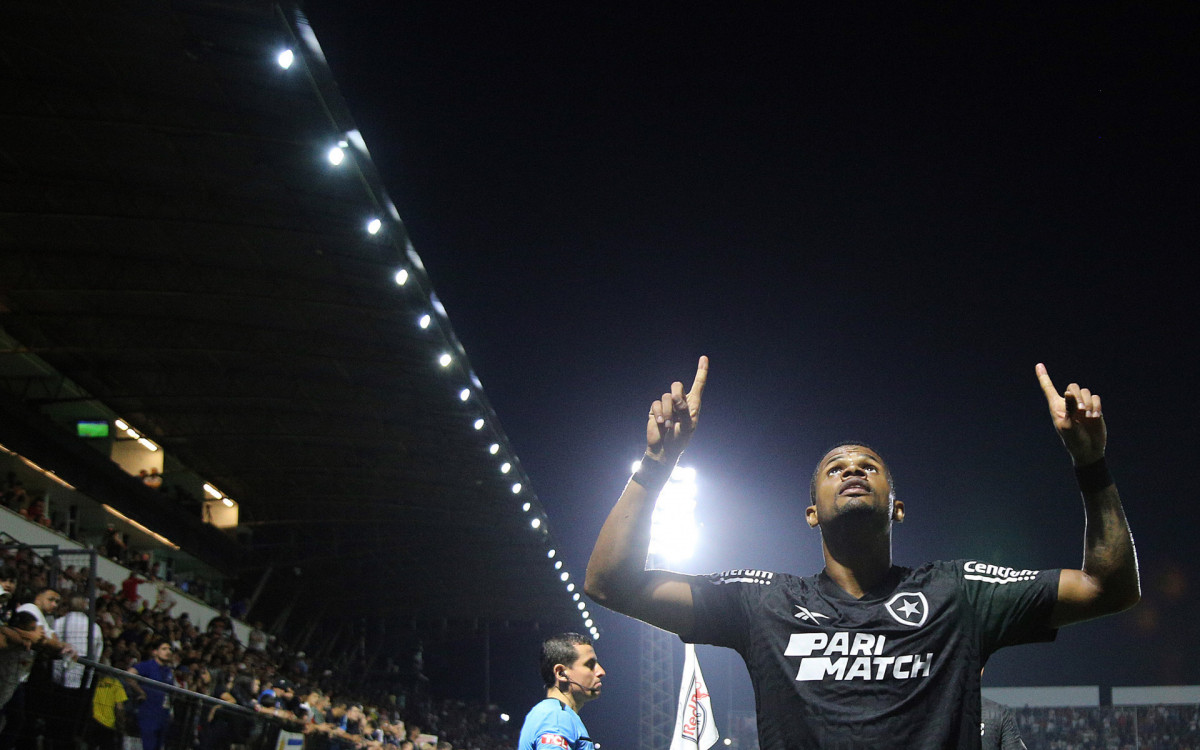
[302,2,1196,744]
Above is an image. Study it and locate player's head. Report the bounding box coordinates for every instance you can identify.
[806,442,902,531]
[541,632,604,704]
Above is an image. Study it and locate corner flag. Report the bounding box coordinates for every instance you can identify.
[670,644,719,750]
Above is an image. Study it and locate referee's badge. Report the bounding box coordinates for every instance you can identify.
[884,592,929,627]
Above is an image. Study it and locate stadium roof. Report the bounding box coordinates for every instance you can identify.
[0,0,589,634]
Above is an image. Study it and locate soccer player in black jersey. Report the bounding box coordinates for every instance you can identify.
[585,357,1139,750]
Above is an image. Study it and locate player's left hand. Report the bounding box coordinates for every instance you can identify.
[1035,363,1106,465]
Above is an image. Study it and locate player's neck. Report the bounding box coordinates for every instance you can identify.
[546,686,581,713]
[820,535,892,599]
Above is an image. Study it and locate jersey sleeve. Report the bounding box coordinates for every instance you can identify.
[528,706,579,750]
[955,560,1060,657]
[681,570,773,651]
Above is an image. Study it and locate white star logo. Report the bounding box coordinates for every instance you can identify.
[884,592,929,627]
[794,606,830,624]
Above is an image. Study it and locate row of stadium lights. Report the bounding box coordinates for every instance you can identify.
[276,45,596,639]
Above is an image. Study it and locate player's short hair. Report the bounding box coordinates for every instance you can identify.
[540,632,592,688]
[809,441,896,505]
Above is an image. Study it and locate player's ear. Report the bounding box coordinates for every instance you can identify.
[892,501,904,523]
[805,504,819,528]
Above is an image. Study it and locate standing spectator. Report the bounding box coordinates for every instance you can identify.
[981,697,1028,750]
[101,526,127,562]
[0,612,43,710]
[0,596,76,750]
[86,654,128,750]
[52,594,106,748]
[246,622,266,653]
[0,566,17,623]
[120,571,145,608]
[128,639,175,750]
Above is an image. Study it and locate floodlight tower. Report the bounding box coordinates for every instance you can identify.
[639,462,699,750]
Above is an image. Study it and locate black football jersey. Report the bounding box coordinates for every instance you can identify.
[685,561,1059,749]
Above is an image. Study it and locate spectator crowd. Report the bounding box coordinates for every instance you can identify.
[0,543,517,750]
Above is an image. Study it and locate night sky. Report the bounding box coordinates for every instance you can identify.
[302,2,1196,745]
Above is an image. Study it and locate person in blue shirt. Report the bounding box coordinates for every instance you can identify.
[128,639,175,750]
[518,633,605,750]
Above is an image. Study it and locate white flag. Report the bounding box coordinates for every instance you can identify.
[670,643,719,750]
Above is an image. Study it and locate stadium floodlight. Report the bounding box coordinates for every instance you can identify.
[560,572,569,582]
[522,502,531,512]
[366,218,382,235]
[394,268,409,286]
[277,49,294,69]
[438,353,452,367]
[531,518,541,529]
[582,610,590,619]
[577,602,585,611]
[500,462,511,473]
[474,419,485,430]
[648,463,700,562]
[327,146,345,166]
[585,619,593,628]
[547,549,556,558]
[418,314,431,329]
[459,388,470,401]
[555,561,562,570]
[489,443,500,454]
[566,583,575,592]
[573,593,580,601]
[511,482,522,494]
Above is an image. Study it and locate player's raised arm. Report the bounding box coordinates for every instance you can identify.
[1035,363,1141,627]
[585,357,708,635]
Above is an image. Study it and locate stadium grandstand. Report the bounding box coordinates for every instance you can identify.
[0,2,1195,750]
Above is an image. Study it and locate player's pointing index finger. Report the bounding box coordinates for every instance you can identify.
[689,356,710,402]
[1035,362,1059,405]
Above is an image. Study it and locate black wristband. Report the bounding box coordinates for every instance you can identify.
[631,456,672,489]
[1074,457,1113,494]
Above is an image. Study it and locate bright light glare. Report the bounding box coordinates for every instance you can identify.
[221,497,234,508]
[649,465,700,562]
[419,314,431,329]
[500,462,511,473]
[582,610,590,619]
[573,593,580,601]
[203,483,222,499]
[530,518,541,529]
[723,740,732,746]
[137,438,158,452]
[394,268,409,286]
[522,502,531,512]
[438,352,452,367]
[277,49,294,69]
[125,428,140,439]
[560,572,569,581]
[327,146,345,166]
[577,602,585,611]
[554,561,562,570]
[366,218,382,235]
[585,619,593,627]
[488,443,499,454]
[500,714,509,723]
[547,549,556,558]
[511,482,522,494]
[114,419,129,430]
[474,418,485,430]
[567,583,575,592]
[459,388,470,401]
